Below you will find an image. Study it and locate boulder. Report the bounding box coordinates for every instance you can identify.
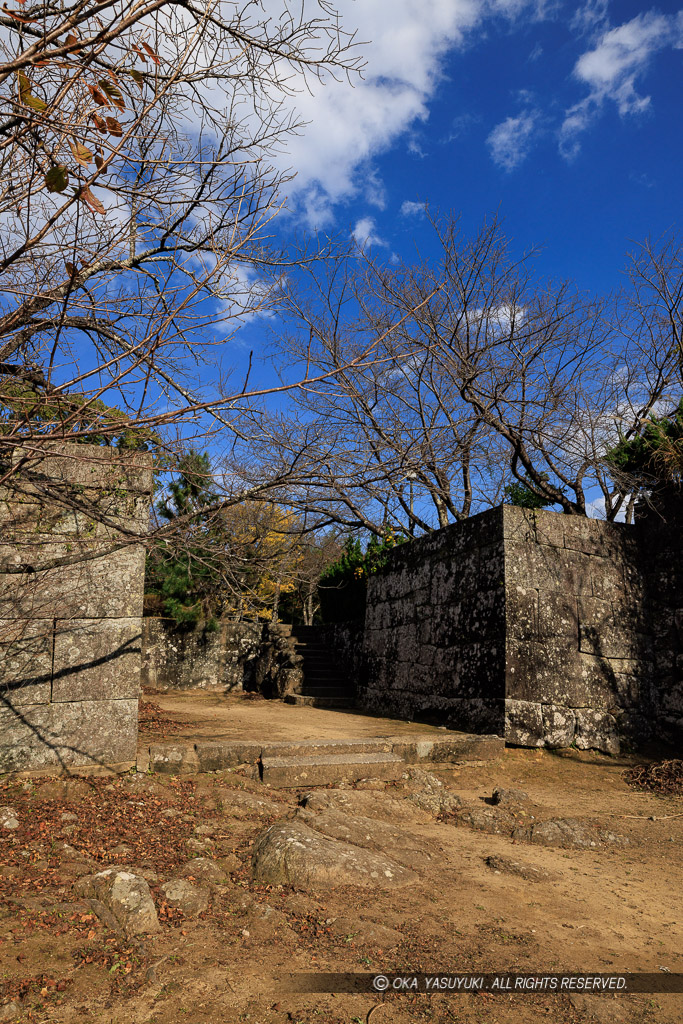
[211,788,283,819]
[514,818,629,850]
[161,879,209,917]
[295,807,438,871]
[401,767,462,815]
[215,853,241,874]
[300,788,430,824]
[74,869,160,935]
[484,855,555,882]
[178,858,228,884]
[251,822,417,890]
[491,786,531,807]
[455,806,519,836]
[0,807,19,829]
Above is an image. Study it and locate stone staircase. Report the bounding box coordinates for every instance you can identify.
[284,624,356,709]
[145,732,505,787]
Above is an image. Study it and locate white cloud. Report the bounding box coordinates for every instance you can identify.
[351,216,386,248]
[400,200,426,216]
[275,0,554,225]
[487,109,539,170]
[570,0,609,37]
[560,10,683,158]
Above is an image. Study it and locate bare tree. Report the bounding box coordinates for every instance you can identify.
[246,251,507,537]
[0,1,363,473]
[259,216,683,528]
[0,0,376,590]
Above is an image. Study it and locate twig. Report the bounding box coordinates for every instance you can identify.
[606,813,683,820]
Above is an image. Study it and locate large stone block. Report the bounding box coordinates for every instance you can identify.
[0,698,138,771]
[537,591,578,639]
[507,585,539,640]
[502,506,565,549]
[506,639,631,709]
[574,708,620,755]
[0,544,145,619]
[0,494,149,541]
[0,619,53,706]
[52,618,142,702]
[8,443,153,494]
[578,620,651,660]
[504,699,544,747]
[589,558,626,601]
[541,704,576,747]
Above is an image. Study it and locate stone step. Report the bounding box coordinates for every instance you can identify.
[144,730,504,775]
[261,738,393,758]
[261,751,406,788]
[301,687,353,698]
[284,694,356,709]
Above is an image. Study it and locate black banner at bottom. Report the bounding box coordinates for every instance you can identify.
[284,973,683,994]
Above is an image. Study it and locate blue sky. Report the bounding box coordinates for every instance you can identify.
[265,0,682,295]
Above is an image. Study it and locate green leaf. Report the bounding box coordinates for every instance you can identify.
[45,164,69,193]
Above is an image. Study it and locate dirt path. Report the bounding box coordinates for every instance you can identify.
[1,707,681,1024]
[140,689,464,743]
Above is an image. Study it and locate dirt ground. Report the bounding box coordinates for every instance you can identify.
[1,693,681,1024]
[138,689,460,744]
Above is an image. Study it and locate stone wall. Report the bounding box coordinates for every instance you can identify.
[503,507,654,752]
[141,618,261,692]
[362,509,506,734]
[319,622,365,688]
[638,504,683,745]
[360,506,668,753]
[0,444,152,772]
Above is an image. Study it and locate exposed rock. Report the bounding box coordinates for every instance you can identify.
[52,841,96,866]
[60,811,78,822]
[491,786,531,806]
[179,858,229,884]
[185,837,214,854]
[74,869,160,935]
[455,806,520,836]
[63,779,93,802]
[295,807,438,871]
[34,781,67,801]
[484,855,555,882]
[514,818,629,850]
[401,767,463,815]
[241,903,297,944]
[194,823,218,837]
[161,878,209,917]
[300,788,430,824]
[0,807,19,830]
[215,853,241,874]
[0,1002,20,1021]
[252,821,418,890]
[211,788,283,819]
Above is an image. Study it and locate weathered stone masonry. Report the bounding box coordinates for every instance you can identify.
[358,505,681,753]
[0,444,152,772]
[141,618,261,693]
